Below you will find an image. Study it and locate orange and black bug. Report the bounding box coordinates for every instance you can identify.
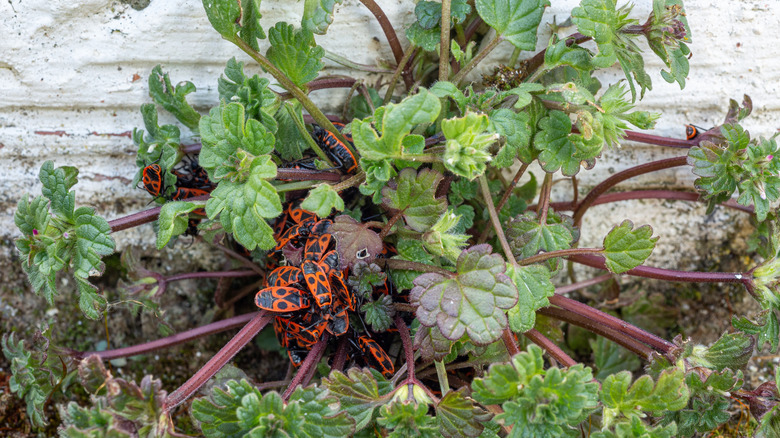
[312,124,358,174]
[326,305,350,336]
[142,164,164,197]
[304,233,333,262]
[289,203,318,225]
[172,186,211,200]
[685,124,706,140]
[357,336,394,379]
[320,250,340,271]
[268,266,305,287]
[302,260,332,310]
[274,219,315,251]
[255,286,312,312]
[329,269,353,311]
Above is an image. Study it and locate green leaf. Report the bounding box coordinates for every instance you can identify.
[602,220,658,274]
[406,1,472,52]
[430,81,468,114]
[688,331,755,371]
[436,388,492,438]
[206,171,281,251]
[472,345,599,435]
[660,368,742,436]
[132,103,181,189]
[448,178,478,206]
[352,88,441,162]
[301,184,344,218]
[202,0,241,40]
[390,239,435,291]
[475,0,551,50]
[410,244,518,345]
[148,65,201,132]
[39,160,77,220]
[601,368,689,428]
[329,215,384,268]
[323,368,394,432]
[591,416,678,438]
[218,57,278,124]
[2,329,66,429]
[543,35,592,73]
[362,295,395,332]
[506,264,555,333]
[302,0,344,34]
[592,336,641,381]
[348,87,383,120]
[199,102,276,183]
[274,101,309,160]
[266,22,324,87]
[571,0,651,100]
[506,210,575,271]
[534,110,602,176]
[422,210,470,262]
[156,201,199,249]
[598,83,659,146]
[193,379,353,437]
[733,311,779,352]
[442,112,498,180]
[382,168,448,232]
[378,400,439,438]
[238,0,266,51]
[489,109,533,168]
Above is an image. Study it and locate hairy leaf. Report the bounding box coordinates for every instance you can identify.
[436,388,491,437]
[378,400,439,438]
[410,244,518,345]
[415,325,455,362]
[442,112,499,180]
[218,58,277,124]
[534,110,601,176]
[688,331,754,371]
[475,0,551,50]
[266,22,324,87]
[601,368,689,428]
[506,210,575,271]
[323,368,394,432]
[592,337,641,381]
[472,345,599,436]
[490,109,534,167]
[382,168,447,232]
[148,65,201,132]
[192,379,353,437]
[302,184,344,218]
[302,0,344,34]
[2,330,67,428]
[506,264,555,333]
[602,220,658,274]
[156,201,200,249]
[362,295,395,332]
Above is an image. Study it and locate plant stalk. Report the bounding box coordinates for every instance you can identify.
[523,329,577,367]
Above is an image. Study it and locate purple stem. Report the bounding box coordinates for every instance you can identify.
[357,0,411,89]
[395,315,415,381]
[523,329,577,367]
[538,307,655,359]
[282,333,330,401]
[573,156,689,227]
[67,312,257,361]
[332,337,350,372]
[542,190,754,214]
[163,311,273,412]
[108,205,162,232]
[279,77,357,100]
[569,253,748,284]
[549,294,675,353]
[555,274,613,295]
[624,130,696,148]
[165,270,258,282]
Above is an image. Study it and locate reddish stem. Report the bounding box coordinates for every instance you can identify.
[282,333,330,401]
[549,294,675,353]
[357,0,411,89]
[519,247,603,266]
[523,329,577,367]
[395,315,415,381]
[163,311,272,412]
[573,156,688,227]
[569,253,749,284]
[279,77,357,100]
[543,190,754,214]
[624,130,696,148]
[501,328,520,357]
[67,312,258,360]
[555,274,613,295]
[538,307,654,358]
[331,337,350,372]
[108,205,162,232]
[166,270,258,282]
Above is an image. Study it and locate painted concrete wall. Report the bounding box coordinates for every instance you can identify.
[0,0,777,270]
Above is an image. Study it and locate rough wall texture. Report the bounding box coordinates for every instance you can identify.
[0,0,777,271]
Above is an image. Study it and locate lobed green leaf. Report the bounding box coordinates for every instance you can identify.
[475,0,551,50]
[266,22,324,88]
[602,220,658,274]
[148,65,201,132]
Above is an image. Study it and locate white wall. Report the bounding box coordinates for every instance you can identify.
[1,0,776,267]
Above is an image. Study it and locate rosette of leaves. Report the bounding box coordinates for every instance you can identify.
[14,161,115,319]
[196,102,283,251]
